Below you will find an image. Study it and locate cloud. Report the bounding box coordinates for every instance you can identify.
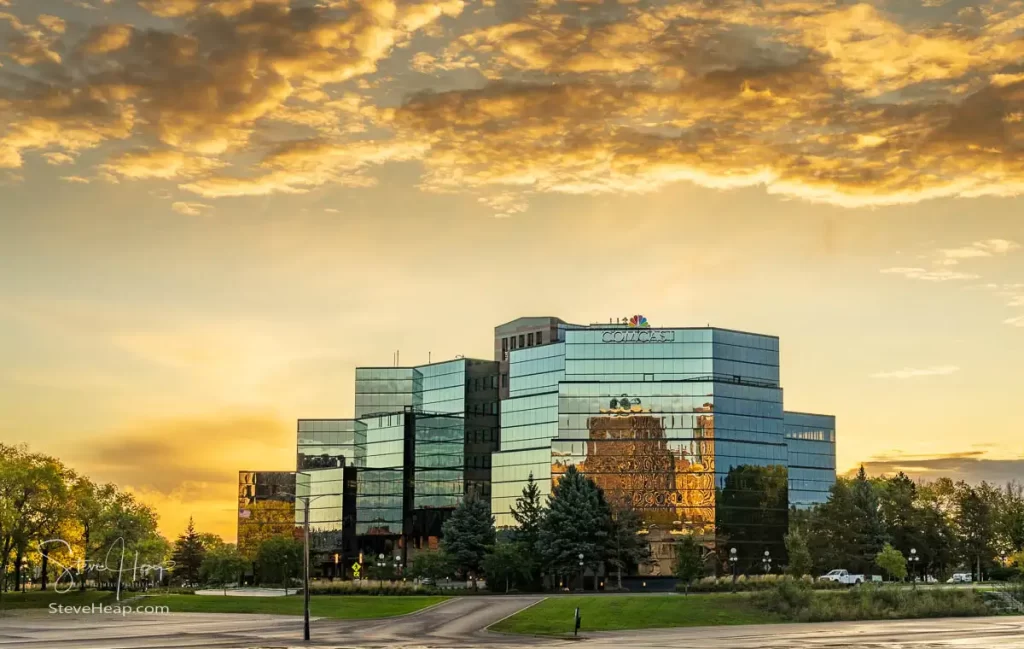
[1005,315,1024,327]
[879,267,979,282]
[853,452,1024,486]
[171,201,212,216]
[61,175,91,184]
[871,365,960,379]
[71,411,294,539]
[938,239,1020,265]
[77,24,133,55]
[44,152,76,165]
[1,0,462,171]
[180,138,427,198]
[479,191,528,218]
[77,411,292,494]
[102,149,224,180]
[2,0,1024,209]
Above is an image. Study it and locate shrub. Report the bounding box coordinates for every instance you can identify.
[754,582,991,622]
[678,574,844,594]
[307,579,444,596]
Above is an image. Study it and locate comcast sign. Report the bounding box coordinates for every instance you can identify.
[602,330,675,343]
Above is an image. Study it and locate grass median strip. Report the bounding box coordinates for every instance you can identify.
[0,591,117,609]
[489,594,779,636]
[140,594,449,618]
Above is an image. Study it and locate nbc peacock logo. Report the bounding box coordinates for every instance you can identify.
[628,315,650,328]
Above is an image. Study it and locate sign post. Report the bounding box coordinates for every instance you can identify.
[574,607,581,636]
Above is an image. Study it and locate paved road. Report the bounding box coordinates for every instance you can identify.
[1,597,1023,649]
[0,596,544,649]
[584,617,1024,648]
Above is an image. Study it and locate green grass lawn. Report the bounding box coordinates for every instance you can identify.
[0,590,117,609]
[141,594,448,619]
[490,595,780,636]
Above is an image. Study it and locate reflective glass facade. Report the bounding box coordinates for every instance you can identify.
[784,412,837,508]
[492,320,835,576]
[298,359,499,568]
[279,316,833,579]
[237,471,297,560]
[295,419,363,575]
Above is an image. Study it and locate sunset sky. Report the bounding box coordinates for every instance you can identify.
[1,0,1022,541]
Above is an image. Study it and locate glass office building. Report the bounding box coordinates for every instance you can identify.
[263,314,835,579]
[295,419,363,577]
[491,317,836,575]
[783,412,837,508]
[289,358,499,575]
[237,471,297,561]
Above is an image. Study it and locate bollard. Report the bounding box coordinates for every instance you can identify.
[574,607,581,636]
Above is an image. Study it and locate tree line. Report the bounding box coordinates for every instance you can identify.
[0,443,302,594]
[0,443,165,592]
[785,467,1024,581]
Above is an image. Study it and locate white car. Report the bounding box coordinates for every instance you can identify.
[819,569,865,585]
[947,573,973,583]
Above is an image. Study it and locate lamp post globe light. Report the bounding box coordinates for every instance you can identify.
[729,548,739,589]
[578,553,585,591]
[909,548,920,587]
[762,550,772,575]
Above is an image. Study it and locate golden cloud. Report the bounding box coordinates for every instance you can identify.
[0,0,462,167]
[78,24,133,55]
[72,411,294,539]
[180,137,427,197]
[101,149,225,180]
[171,201,212,215]
[1,0,1023,210]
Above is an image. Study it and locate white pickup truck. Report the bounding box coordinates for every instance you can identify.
[819,569,865,585]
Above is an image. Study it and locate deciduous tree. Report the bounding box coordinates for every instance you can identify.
[875,543,907,582]
[255,535,302,591]
[482,542,530,593]
[200,543,247,595]
[607,506,650,589]
[673,534,705,594]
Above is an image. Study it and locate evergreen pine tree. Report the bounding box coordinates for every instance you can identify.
[852,466,888,573]
[441,495,495,589]
[171,517,206,585]
[510,472,546,589]
[538,466,609,588]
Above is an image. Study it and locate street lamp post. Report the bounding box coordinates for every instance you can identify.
[729,548,739,591]
[909,548,920,589]
[578,553,584,592]
[762,550,772,575]
[279,475,334,642]
[376,554,386,595]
